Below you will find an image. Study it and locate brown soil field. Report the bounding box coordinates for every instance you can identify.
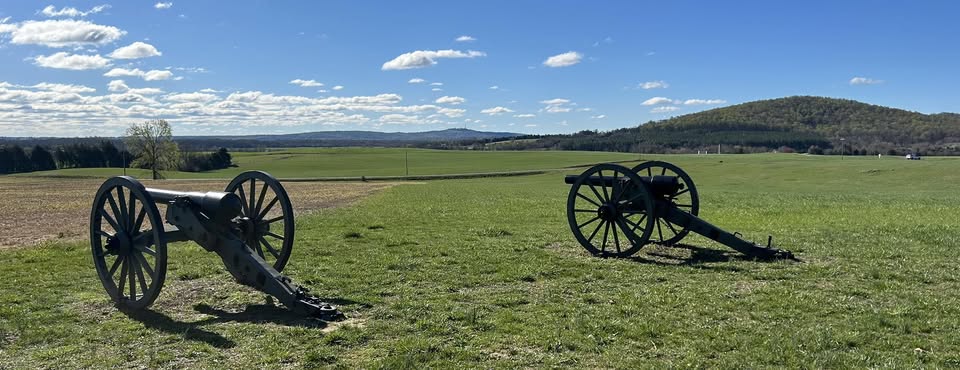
[0,177,393,248]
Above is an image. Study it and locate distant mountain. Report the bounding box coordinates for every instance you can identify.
[179,128,521,142]
[494,96,960,155]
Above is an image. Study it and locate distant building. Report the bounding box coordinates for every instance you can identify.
[905,153,922,160]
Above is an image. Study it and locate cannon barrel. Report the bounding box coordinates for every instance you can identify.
[146,188,242,221]
[564,174,682,197]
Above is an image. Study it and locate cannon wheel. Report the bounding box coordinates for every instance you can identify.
[567,163,656,257]
[226,171,295,272]
[90,176,167,309]
[631,161,700,246]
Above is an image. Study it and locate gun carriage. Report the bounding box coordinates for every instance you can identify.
[564,161,794,259]
[89,171,340,319]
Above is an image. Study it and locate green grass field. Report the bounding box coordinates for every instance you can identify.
[3,152,960,368]
[15,148,640,179]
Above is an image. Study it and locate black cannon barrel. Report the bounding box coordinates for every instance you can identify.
[564,175,682,197]
[146,188,242,221]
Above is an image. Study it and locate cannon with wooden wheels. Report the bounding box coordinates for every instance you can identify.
[89,171,341,319]
[564,161,793,259]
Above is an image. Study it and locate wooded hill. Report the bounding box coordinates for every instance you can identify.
[494,96,960,155]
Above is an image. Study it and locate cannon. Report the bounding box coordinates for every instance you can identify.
[89,171,341,319]
[564,161,794,259]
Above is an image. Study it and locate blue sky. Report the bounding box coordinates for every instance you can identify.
[0,1,957,137]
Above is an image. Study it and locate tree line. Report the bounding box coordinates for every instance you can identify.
[0,141,232,175]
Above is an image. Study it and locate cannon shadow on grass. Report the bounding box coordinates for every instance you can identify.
[120,297,363,348]
[626,243,791,270]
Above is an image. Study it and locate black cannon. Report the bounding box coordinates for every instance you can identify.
[89,171,341,319]
[564,161,794,259]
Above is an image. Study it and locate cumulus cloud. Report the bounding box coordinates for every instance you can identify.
[543,51,582,68]
[109,41,162,59]
[33,82,95,93]
[435,96,465,105]
[683,99,726,105]
[407,78,425,84]
[481,106,513,115]
[850,77,883,85]
[651,106,679,113]
[430,82,443,86]
[431,88,443,92]
[455,35,476,42]
[34,52,111,70]
[104,68,175,81]
[290,79,323,87]
[155,2,173,9]
[165,92,219,103]
[7,20,125,47]
[332,85,344,90]
[40,4,110,18]
[514,114,535,118]
[638,80,668,89]
[382,49,486,70]
[641,97,676,106]
[489,85,499,90]
[540,98,574,113]
[591,114,606,119]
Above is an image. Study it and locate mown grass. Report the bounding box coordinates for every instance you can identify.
[2,153,960,368]
[14,148,639,179]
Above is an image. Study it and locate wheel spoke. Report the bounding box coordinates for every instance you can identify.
[600,221,610,252]
[133,251,154,277]
[259,236,282,259]
[577,215,600,229]
[248,179,257,218]
[132,207,147,233]
[132,255,148,296]
[249,238,265,258]
[254,182,269,217]
[615,219,636,247]
[127,190,136,232]
[100,209,121,233]
[95,229,114,239]
[573,209,597,213]
[117,257,128,295]
[660,167,666,176]
[676,204,693,208]
[108,255,123,276]
[598,170,610,202]
[611,219,621,253]
[265,231,284,241]
[646,167,652,177]
[656,219,664,242]
[672,188,690,198]
[257,197,279,220]
[128,255,136,300]
[263,215,284,224]
[575,192,602,208]
[105,193,124,232]
[664,220,681,236]
[236,184,250,216]
[116,187,129,231]
[586,219,604,244]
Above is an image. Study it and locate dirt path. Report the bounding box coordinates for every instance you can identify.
[0,177,393,248]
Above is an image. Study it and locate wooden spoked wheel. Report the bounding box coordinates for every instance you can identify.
[90,176,167,309]
[225,171,295,272]
[566,163,656,257]
[631,161,700,246]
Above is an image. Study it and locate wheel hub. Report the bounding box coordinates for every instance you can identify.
[598,203,618,221]
[106,231,133,256]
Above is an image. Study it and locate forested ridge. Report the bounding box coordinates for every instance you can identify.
[492,96,960,155]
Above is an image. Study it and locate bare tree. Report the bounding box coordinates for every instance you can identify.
[125,119,180,180]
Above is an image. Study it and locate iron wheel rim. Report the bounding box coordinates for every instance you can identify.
[631,161,700,246]
[225,171,295,272]
[566,163,655,257]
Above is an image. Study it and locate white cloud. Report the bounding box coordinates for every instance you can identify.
[638,80,668,89]
[34,52,111,70]
[407,78,425,84]
[165,92,219,103]
[108,41,162,59]
[435,96,466,105]
[155,2,173,9]
[431,88,443,92]
[481,106,513,115]
[641,97,676,106]
[455,35,476,42]
[332,85,344,91]
[104,68,175,81]
[514,114,535,118]
[591,114,606,119]
[683,99,726,105]
[290,79,323,87]
[33,82,95,93]
[540,98,574,113]
[489,85,499,90]
[429,82,443,86]
[850,77,883,85]
[540,98,570,105]
[651,106,679,113]
[543,51,582,68]
[7,20,125,47]
[382,49,486,70]
[106,80,162,95]
[40,5,110,18]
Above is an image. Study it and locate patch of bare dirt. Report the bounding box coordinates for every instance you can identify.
[0,177,393,249]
